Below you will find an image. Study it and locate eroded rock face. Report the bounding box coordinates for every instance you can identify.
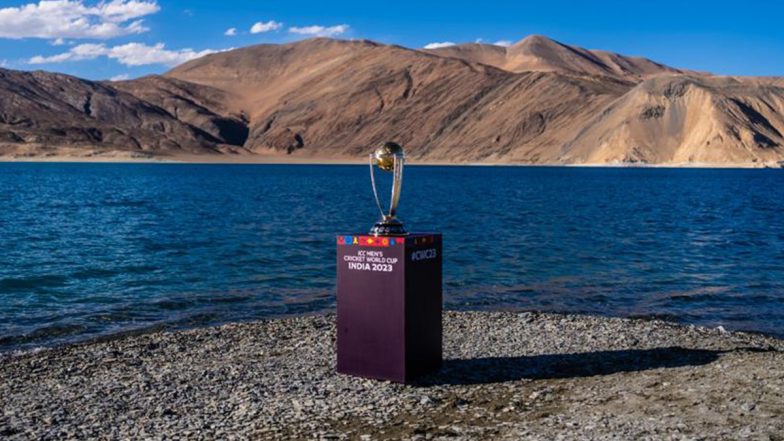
[110,75,250,148]
[560,75,784,164]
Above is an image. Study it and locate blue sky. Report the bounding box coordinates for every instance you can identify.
[1,0,782,80]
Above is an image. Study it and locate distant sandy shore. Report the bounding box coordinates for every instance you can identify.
[2,152,783,168]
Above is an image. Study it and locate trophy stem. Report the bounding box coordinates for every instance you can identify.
[369,154,387,220]
[388,154,404,219]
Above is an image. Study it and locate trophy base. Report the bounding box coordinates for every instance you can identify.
[369,219,407,237]
[337,232,442,383]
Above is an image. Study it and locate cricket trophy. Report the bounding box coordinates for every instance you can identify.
[336,142,443,383]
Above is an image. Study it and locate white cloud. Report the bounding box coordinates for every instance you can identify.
[0,59,8,67]
[493,40,513,47]
[29,42,224,67]
[250,20,282,34]
[30,43,105,63]
[0,0,159,40]
[98,0,159,22]
[109,73,129,81]
[289,24,348,37]
[423,41,455,49]
[224,27,237,36]
[51,37,66,45]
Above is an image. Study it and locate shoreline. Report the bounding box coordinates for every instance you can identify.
[4,306,782,358]
[2,311,782,439]
[1,153,782,169]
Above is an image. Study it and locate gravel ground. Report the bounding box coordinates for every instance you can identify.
[1,311,783,440]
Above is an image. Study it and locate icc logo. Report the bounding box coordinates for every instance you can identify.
[411,248,437,262]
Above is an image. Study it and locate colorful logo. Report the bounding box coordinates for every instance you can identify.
[338,235,439,246]
[336,235,402,247]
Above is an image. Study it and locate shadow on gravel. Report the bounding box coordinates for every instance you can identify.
[417,347,722,386]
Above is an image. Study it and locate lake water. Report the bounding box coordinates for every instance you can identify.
[1,163,783,350]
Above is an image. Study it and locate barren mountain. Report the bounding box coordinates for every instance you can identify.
[561,75,784,164]
[110,76,249,149]
[167,38,631,161]
[1,36,783,165]
[0,68,247,158]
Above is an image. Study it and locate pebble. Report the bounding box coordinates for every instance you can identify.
[1,311,782,440]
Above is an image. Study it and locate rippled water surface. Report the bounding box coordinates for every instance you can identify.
[1,163,783,349]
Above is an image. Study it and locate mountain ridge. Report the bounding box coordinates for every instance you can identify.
[1,36,783,166]
[424,35,689,79]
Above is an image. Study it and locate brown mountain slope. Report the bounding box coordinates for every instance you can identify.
[167,38,630,161]
[423,43,509,70]
[426,35,683,79]
[110,76,249,148]
[2,37,783,165]
[0,68,247,157]
[561,75,784,164]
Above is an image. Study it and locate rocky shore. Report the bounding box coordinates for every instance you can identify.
[1,311,782,440]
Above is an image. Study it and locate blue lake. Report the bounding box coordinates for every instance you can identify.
[1,163,783,350]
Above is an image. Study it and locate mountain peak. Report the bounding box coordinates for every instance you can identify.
[513,34,560,48]
[426,34,680,79]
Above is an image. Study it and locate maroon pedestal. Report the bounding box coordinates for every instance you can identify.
[336,233,442,383]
